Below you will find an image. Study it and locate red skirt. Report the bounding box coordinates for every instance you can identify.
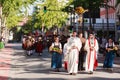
[35,43,43,53]
[64,61,68,70]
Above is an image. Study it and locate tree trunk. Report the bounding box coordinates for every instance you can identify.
[0,4,2,36]
[3,17,7,39]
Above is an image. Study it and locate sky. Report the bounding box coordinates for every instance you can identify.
[28,5,34,15]
[28,0,44,15]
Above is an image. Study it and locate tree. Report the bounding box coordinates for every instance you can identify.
[0,0,35,32]
[0,0,35,41]
[21,16,33,34]
[3,0,35,27]
[32,0,68,29]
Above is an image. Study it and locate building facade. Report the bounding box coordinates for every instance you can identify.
[100,0,116,19]
[100,0,120,41]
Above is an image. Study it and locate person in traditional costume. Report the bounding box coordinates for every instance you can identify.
[35,37,44,56]
[67,31,82,75]
[25,36,33,56]
[49,36,62,72]
[31,35,36,54]
[22,35,27,50]
[84,33,99,74]
[63,36,70,70]
[103,38,118,72]
[78,32,86,71]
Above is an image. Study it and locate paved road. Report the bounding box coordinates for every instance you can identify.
[0,43,120,80]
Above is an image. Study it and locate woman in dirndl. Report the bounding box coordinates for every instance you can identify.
[35,37,44,56]
[103,38,118,72]
[49,36,62,72]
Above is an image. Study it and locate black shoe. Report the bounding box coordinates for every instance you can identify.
[69,73,72,75]
[55,69,60,72]
[81,67,85,70]
[108,68,113,72]
[78,67,85,71]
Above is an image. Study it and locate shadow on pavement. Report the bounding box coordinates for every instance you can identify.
[12,78,66,80]
[11,43,51,59]
[78,77,120,80]
[12,77,120,80]
[9,43,120,79]
[11,43,55,75]
[97,53,120,74]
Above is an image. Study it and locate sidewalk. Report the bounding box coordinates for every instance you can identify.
[0,43,14,80]
[0,43,120,80]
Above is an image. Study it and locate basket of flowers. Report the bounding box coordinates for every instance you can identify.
[52,47,62,54]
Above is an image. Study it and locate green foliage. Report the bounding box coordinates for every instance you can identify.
[7,14,23,28]
[68,0,105,10]
[0,0,35,29]
[32,0,68,29]
[21,16,33,34]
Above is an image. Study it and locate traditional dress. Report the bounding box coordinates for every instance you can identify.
[51,42,62,70]
[25,38,33,56]
[67,37,82,74]
[103,42,115,69]
[84,38,99,73]
[22,37,27,50]
[35,40,43,56]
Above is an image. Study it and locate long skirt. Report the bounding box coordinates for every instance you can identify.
[35,43,43,53]
[51,52,62,69]
[103,51,115,68]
